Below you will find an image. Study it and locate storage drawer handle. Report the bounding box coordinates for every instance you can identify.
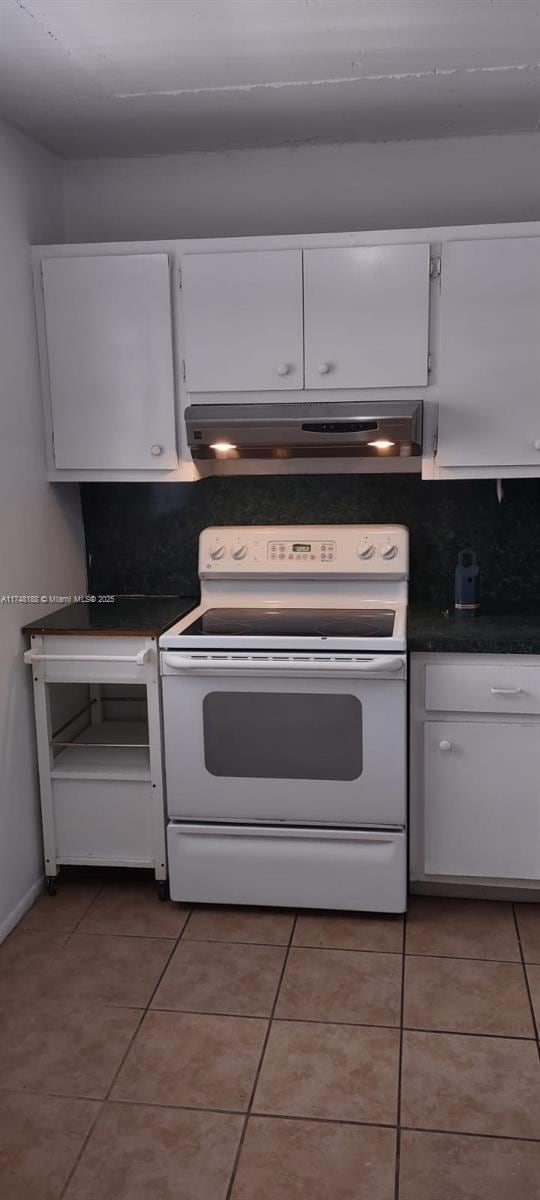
[24,648,150,666]
[489,686,522,696]
[178,826,398,844]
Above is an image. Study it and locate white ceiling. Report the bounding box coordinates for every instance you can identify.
[0,0,539,158]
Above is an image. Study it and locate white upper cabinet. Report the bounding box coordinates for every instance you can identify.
[303,244,431,389]
[181,250,303,392]
[42,254,178,471]
[437,238,540,469]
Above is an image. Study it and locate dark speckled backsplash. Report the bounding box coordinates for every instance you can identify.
[81,476,540,611]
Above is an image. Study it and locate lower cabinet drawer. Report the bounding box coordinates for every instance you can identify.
[167,823,407,912]
[425,662,540,714]
[52,779,154,865]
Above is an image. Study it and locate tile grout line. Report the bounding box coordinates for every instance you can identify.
[393,911,407,1200]
[178,907,195,939]
[71,879,107,931]
[224,914,298,1200]
[58,904,192,1199]
[18,879,107,944]
[141,1004,539,1042]
[512,904,540,1059]
[4,1082,540,1144]
[63,878,109,942]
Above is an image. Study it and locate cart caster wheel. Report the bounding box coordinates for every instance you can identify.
[157,881,168,902]
[46,877,57,897]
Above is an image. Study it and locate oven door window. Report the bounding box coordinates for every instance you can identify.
[203,691,362,781]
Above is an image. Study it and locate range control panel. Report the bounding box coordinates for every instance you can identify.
[199,525,409,577]
[269,539,336,563]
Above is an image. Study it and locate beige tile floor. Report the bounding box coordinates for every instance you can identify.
[1,880,540,1199]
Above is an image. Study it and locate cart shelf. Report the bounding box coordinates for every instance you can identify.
[51,720,150,781]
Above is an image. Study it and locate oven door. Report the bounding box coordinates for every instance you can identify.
[161,652,406,826]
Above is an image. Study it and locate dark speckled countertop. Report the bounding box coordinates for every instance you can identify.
[22,596,198,638]
[22,593,540,653]
[408,608,540,655]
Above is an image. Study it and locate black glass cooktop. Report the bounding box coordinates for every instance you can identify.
[183,607,395,638]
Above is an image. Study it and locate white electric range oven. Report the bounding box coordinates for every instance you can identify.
[160,525,408,912]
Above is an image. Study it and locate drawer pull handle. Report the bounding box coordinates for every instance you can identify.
[439,740,452,751]
[489,686,522,696]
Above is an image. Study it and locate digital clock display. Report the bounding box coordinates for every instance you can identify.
[292,543,311,553]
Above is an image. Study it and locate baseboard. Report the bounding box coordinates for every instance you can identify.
[0,875,44,944]
[410,881,540,902]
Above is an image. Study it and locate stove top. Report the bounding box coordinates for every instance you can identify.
[181,607,396,639]
[159,525,409,654]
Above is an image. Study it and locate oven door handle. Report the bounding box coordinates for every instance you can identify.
[161,653,405,676]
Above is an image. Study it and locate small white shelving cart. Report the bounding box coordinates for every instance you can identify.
[24,628,171,898]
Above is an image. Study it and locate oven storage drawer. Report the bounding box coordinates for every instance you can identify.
[167,823,407,912]
[425,663,540,715]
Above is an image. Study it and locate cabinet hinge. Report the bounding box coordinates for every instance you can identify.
[429,256,441,279]
[40,266,44,291]
[182,358,186,382]
[432,424,438,457]
[427,353,432,374]
[178,267,182,289]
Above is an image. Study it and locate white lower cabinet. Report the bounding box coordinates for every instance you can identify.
[410,653,540,889]
[424,720,540,879]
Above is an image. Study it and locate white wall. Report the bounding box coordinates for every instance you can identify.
[0,118,86,938]
[64,130,540,242]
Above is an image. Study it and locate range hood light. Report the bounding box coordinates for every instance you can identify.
[367,439,395,450]
[210,441,237,453]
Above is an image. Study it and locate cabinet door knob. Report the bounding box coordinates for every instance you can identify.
[317,362,331,375]
[534,440,540,450]
[151,444,163,456]
[439,740,452,751]
[276,363,290,376]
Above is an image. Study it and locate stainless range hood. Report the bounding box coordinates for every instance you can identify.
[185,400,423,461]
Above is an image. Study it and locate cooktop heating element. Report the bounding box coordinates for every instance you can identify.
[182,607,396,639]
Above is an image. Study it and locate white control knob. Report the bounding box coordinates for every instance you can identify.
[358,544,375,559]
[276,363,290,376]
[317,362,331,375]
[210,544,226,560]
[232,545,248,560]
[150,444,163,456]
[439,740,452,752]
[534,439,540,450]
[381,544,398,560]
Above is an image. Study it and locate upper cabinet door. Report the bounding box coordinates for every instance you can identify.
[437,238,540,468]
[304,244,431,389]
[181,250,303,391]
[42,254,177,470]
